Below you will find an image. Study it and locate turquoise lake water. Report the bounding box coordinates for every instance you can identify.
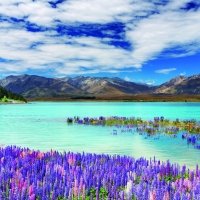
[0,102,200,169]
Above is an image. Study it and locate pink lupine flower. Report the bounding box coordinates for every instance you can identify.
[157,173,161,180]
[38,152,44,159]
[73,154,76,164]
[29,194,36,200]
[61,167,65,176]
[23,181,27,189]
[171,182,175,190]
[82,184,86,200]
[18,178,24,191]
[68,155,73,165]
[1,157,4,163]
[72,166,75,174]
[188,181,193,192]
[163,191,170,200]
[79,177,83,190]
[150,190,156,200]
[50,149,54,156]
[73,186,78,197]
[75,179,78,188]
[186,193,191,198]
[28,185,33,196]
[20,151,25,158]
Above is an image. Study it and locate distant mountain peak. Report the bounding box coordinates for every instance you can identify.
[0,73,200,97]
[55,76,71,82]
[20,74,29,77]
[76,75,84,78]
[111,77,124,81]
[189,74,200,79]
[161,75,187,87]
[154,73,200,94]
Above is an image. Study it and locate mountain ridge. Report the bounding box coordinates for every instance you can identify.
[0,74,199,98]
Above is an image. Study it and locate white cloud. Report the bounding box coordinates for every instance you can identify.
[124,76,131,81]
[138,79,156,85]
[180,71,186,76]
[0,0,199,76]
[155,68,177,74]
[127,7,200,66]
[0,28,135,74]
[145,79,156,85]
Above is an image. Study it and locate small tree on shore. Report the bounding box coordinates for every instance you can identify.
[1,95,7,102]
[0,86,27,102]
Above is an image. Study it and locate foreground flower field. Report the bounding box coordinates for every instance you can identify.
[0,146,200,199]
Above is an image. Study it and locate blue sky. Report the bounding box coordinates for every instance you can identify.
[0,0,199,85]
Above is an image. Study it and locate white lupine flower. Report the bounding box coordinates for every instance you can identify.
[126,180,133,198]
[133,172,137,180]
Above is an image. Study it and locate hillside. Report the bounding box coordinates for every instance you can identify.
[154,74,200,94]
[0,85,27,103]
[0,74,199,98]
[0,75,152,98]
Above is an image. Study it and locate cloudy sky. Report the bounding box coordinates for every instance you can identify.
[0,0,200,85]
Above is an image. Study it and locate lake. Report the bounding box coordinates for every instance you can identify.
[0,102,200,169]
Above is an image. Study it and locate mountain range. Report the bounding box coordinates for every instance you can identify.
[0,74,199,98]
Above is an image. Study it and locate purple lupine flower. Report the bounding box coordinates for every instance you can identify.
[1,145,200,199]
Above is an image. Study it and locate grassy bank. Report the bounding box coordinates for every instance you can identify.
[26,94,200,102]
[0,96,26,104]
[0,86,27,103]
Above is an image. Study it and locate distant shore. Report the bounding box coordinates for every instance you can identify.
[0,100,26,104]
[26,94,200,102]
[0,102,26,104]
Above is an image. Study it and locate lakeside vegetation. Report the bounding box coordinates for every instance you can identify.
[26,94,200,102]
[67,116,200,131]
[0,86,27,103]
[67,116,200,150]
[66,116,200,136]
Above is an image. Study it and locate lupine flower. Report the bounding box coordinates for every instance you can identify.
[0,146,200,199]
[150,190,156,200]
[126,180,133,198]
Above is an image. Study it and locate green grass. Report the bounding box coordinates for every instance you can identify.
[0,95,25,103]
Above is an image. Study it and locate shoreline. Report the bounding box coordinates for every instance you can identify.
[0,102,27,104]
[26,94,200,102]
[27,100,200,102]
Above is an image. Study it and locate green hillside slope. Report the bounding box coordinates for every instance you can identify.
[0,86,27,103]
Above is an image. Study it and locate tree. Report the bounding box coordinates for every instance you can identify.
[0,86,27,102]
[1,95,7,102]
